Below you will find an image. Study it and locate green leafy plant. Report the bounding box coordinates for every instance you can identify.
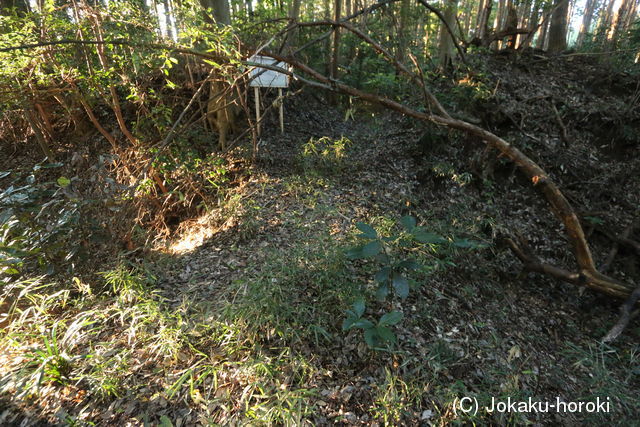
[19,323,75,394]
[300,136,352,173]
[343,298,403,348]
[343,216,484,349]
[0,162,92,277]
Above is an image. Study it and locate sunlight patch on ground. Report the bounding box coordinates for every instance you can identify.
[164,215,217,255]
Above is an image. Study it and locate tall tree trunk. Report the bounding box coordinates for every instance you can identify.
[477,0,492,42]
[164,0,174,40]
[323,0,331,75]
[547,0,568,53]
[212,0,231,25]
[329,0,341,105]
[515,0,531,46]
[536,10,551,49]
[474,0,486,37]
[493,0,507,48]
[396,0,411,63]
[612,0,635,47]
[576,0,598,47]
[438,0,458,68]
[505,0,519,48]
[599,0,616,43]
[463,0,473,38]
[522,0,542,48]
[284,0,302,53]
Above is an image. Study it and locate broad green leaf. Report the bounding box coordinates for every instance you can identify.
[361,240,382,258]
[453,238,483,249]
[374,266,391,283]
[376,326,396,343]
[379,310,403,326]
[375,252,390,264]
[355,222,377,239]
[353,298,365,317]
[57,177,71,188]
[159,416,174,427]
[345,246,363,259]
[364,328,377,348]
[398,259,420,271]
[412,227,446,244]
[342,315,358,331]
[392,273,409,299]
[376,284,389,301]
[400,215,416,232]
[352,319,375,330]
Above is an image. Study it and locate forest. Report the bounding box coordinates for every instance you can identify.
[0,0,639,424]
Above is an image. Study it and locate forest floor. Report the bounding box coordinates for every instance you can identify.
[1,51,639,425]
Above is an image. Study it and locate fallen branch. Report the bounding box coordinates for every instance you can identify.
[261,52,635,306]
[551,103,569,145]
[603,284,640,343]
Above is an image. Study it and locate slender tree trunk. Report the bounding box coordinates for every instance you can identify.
[505,0,519,48]
[323,0,331,75]
[515,0,531,46]
[164,0,174,40]
[396,0,411,63]
[463,0,473,38]
[599,0,616,44]
[521,0,542,48]
[547,0,569,52]
[492,0,507,48]
[576,0,598,47]
[284,0,302,53]
[536,8,551,49]
[477,0,492,41]
[329,0,341,105]
[152,0,163,36]
[474,0,486,37]
[612,0,635,46]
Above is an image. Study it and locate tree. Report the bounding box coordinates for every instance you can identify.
[475,0,492,42]
[199,0,231,26]
[576,0,599,47]
[438,0,458,68]
[504,0,519,48]
[547,0,568,52]
[329,0,341,105]
[396,0,411,63]
[611,0,637,47]
[284,0,302,53]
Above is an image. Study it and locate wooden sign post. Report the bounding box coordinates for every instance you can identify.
[248,55,290,136]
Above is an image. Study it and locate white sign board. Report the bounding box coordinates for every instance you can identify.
[248,55,289,88]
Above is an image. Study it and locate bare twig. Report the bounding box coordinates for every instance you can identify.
[603,284,640,342]
[551,103,569,145]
